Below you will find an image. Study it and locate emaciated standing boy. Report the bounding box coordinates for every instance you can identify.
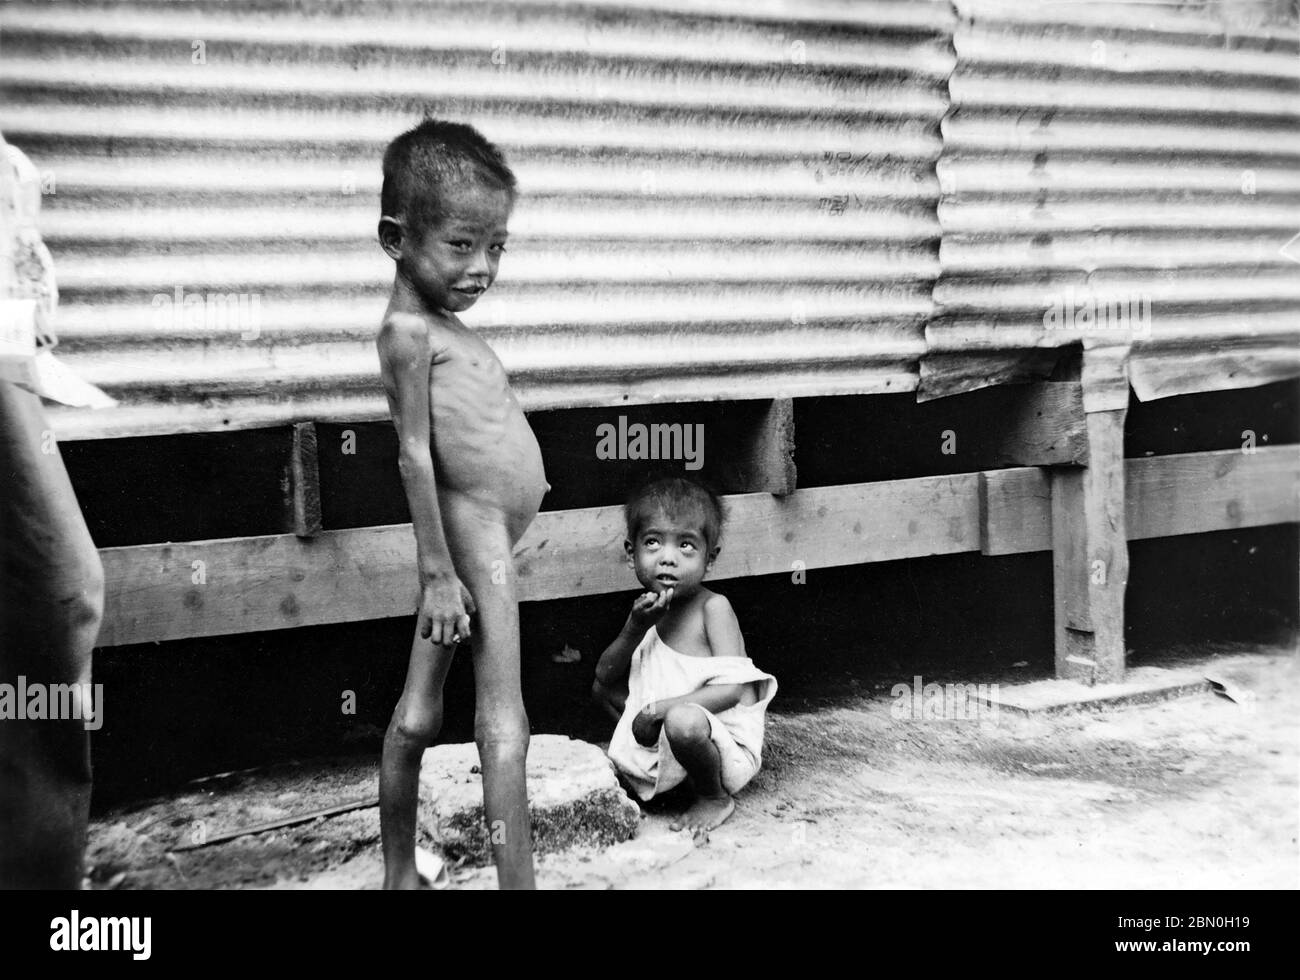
[376,119,548,890]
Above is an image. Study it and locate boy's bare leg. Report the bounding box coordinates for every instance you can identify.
[380,630,456,889]
[661,705,736,833]
[442,495,535,889]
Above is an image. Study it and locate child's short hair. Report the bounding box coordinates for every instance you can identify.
[624,476,725,552]
[381,118,517,236]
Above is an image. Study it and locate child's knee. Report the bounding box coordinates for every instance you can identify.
[475,709,529,757]
[591,678,612,709]
[389,698,443,747]
[663,704,710,745]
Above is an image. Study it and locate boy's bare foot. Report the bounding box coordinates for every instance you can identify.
[670,794,736,833]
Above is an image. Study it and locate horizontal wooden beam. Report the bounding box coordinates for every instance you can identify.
[516,472,982,601]
[979,445,1299,556]
[94,447,1299,648]
[1126,446,1300,541]
[98,473,985,647]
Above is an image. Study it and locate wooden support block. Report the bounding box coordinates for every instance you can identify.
[992,382,1087,467]
[715,398,796,495]
[1049,348,1131,684]
[282,421,321,538]
[979,468,1051,555]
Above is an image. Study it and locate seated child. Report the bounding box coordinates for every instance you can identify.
[375,118,549,890]
[594,476,777,832]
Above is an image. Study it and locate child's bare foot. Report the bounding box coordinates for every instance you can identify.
[670,794,735,833]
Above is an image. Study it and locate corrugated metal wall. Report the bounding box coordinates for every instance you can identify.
[0,0,954,438]
[922,0,1300,401]
[3,0,1297,439]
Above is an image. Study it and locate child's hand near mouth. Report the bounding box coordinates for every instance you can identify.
[629,586,673,629]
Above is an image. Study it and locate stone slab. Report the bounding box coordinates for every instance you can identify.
[418,734,640,865]
[971,666,1213,718]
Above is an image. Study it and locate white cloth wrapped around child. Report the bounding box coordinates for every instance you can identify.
[607,626,778,801]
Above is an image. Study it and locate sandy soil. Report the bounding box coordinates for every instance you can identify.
[86,641,1299,890]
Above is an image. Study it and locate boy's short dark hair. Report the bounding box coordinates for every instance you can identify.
[624,476,725,552]
[381,117,517,236]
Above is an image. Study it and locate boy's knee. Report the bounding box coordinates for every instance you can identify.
[475,713,529,757]
[663,704,710,744]
[591,679,611,709]
[389,700,443,747]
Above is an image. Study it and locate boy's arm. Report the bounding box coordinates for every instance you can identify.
[378,314,473,647]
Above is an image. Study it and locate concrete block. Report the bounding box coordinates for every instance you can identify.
[418,735,640,865]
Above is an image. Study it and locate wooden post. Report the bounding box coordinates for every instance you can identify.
[1049,346,1130,684]
[715,398,796,496]
[283,421,322,538]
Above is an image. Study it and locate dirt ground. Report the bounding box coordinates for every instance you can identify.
[85,640,1299,890]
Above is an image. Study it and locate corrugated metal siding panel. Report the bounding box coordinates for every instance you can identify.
[921,0,1300,402]
[0,0,954,438]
